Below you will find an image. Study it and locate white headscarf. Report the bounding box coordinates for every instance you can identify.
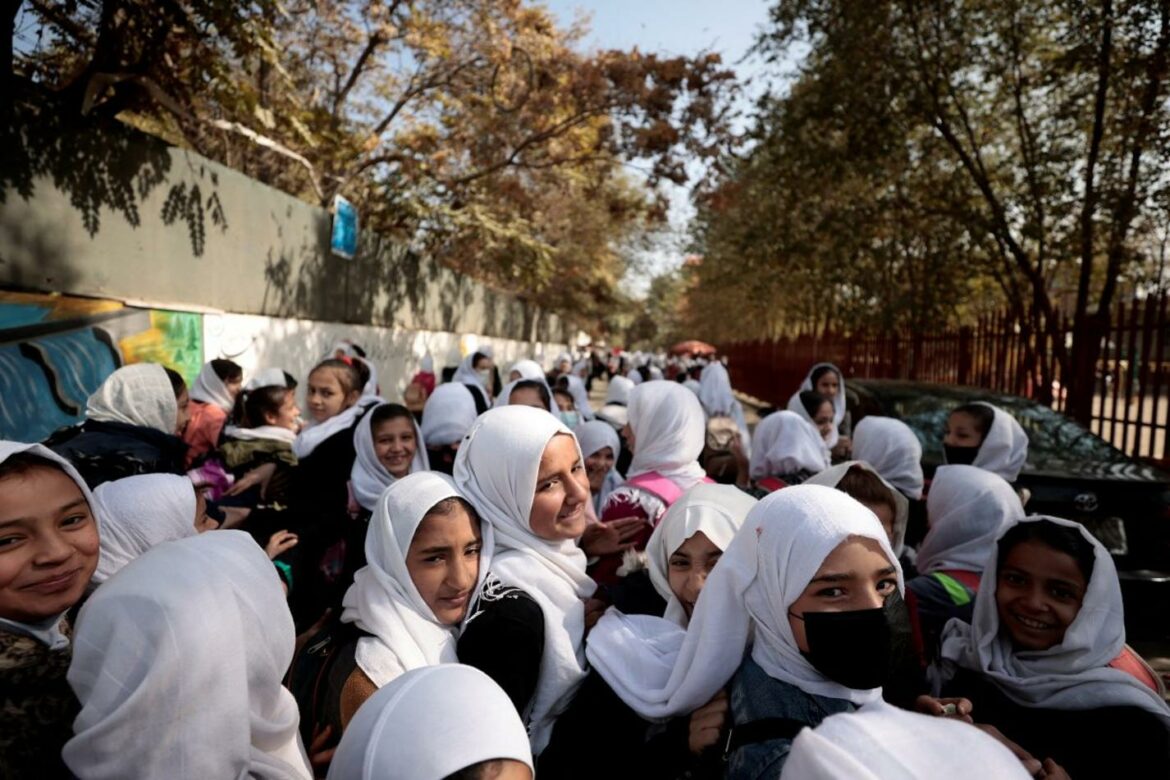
[91,474,197,584]
[244,367,289,391]
[189,361,235,412]
[936,516,1170,729]
[586,485,902,718]
[627,367,644,385]
[293,396,382,460]
[419,354,435,373]
[223,424,297,444]
[453,406,596,754]
[575,420,623,512]
[341,473,491,687]
[85,363,178,435]
[606,376,635,406]
[327,664,533,780]
[789,363,846,423]
[494,377,557,414]
[626,381,707,489]
[508,359,545,381]
[563,374,595,421]
[806,461,909,556]
[0,442,98,650]
[917,465,1025,574]
[349,404,430,513]
[452,351,493,407]
[749,410,829,480]
[64,531,311,780]
[697,363,751,449]
[780,700,1031,780]
[851,416,924,500]
[420,383,478,447]
[646,483,757,626]
[967,402,1029,482]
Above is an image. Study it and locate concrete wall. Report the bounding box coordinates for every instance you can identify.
[0,103,569,344]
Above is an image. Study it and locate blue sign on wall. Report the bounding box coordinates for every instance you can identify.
[331,194,359,260]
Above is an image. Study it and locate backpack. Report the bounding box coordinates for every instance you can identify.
[285,613,370,744]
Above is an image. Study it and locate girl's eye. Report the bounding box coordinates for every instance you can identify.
[815,586,845,598]
[1002,571,1025,586]
[424,555,445,564]
[61,514,89,528]
[669,558,689,569]
[0,535,23,549]
[877,578,897,594]
[1051,586,1077,600]
[538,480,558,492]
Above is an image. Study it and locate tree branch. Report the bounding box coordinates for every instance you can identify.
[1075,0,1114,323]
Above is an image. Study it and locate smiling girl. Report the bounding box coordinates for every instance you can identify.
[349,403,429,517]
[942,402,1029,482]
[0,442,101,776]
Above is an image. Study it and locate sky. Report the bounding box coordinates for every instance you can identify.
[542,0,791,294]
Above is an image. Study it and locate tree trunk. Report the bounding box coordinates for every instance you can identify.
[1066,311,1108,424]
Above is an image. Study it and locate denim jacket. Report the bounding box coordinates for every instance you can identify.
[725,657,856,779]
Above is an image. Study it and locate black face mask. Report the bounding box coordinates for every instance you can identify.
[944,444,980,466]
[793,592,909,690]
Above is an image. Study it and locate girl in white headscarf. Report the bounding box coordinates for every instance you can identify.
[183,359,244,467]
[64,531,312,780]
[749,410,830,490]
[349,403,429,515]
[943,402,1029,482]
[453,406,596,756]
[906,465,1025,663]
[594,381,711,586]
[787,363,848,456]
[508,359,546,382]
[495,377,558,414]
[420,382,479,475]
[851,416,924,500]
[928,516,1170,777]
[597,375,635,431]
[90,473,203,584]
[452,349,496,411]
[698,362,750,450]
[560,374,595,422]
[586,485,906,777]
[335,472,491,729]
[806,462,908,558]
[0,442,102,777]
[328,665,534,780]
[576,420,624,515]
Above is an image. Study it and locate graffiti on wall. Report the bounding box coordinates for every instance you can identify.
[0,291,203,443]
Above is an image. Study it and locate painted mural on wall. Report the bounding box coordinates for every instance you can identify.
[0,291,203,443]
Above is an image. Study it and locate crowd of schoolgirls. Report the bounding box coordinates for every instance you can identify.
[2,343,1168,779]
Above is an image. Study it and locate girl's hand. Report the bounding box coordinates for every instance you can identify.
[265,530,299,560]
[1035,758,1071,780]
[580,517,643,556]
[223,462,278,498]
[308,723,337,778]
[913,694,974,723]
[688,690,729,756]
[975,724,1043,777]
[583,598,608,633]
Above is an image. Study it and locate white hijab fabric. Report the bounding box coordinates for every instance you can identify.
[494,377,557,414]
[851,417,924,500]
[244,367,289,391]
[564,374,595,420]
[91,474,197,584]
[936,516,1170,729]
[805,461,909,556]
[917,465,1025,574]
[646,483,757,626]
[576,420,623,512]
[0,442,99,650]
[508,359,545,381]
[606,376,634,406]
[341,473,490,687]
[627,381,707,489]
[327,664,533,780]
[85,363,178,435]
[452,352,492,407]
[750,411,830,480]
[453,406,596,754]
[780,700,1031,780]
[420,383,478,447]
[189,361,235,412]
[293,396,382,460]
[586,485,902,719]
[64,531,311,780]
[697,363,751,449]
[788,363,847,425]
[350,405,430,512]
[969,402,1029,482]
[224,424,297,444]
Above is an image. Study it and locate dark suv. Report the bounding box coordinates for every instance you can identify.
[848,379,1170,640]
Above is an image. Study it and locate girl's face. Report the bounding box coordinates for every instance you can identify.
[944,411,984,448]
[405,504,482,626]
[224,375,244,399]
[995,539,1087,651]
[509,370,523,382]
[863,501,896,546]
[373,416,418,478]
[813,400,836,440]
[509,386,547,411]
[554,392,575,413]
[529,434,590,541]
[0,467,100,623]
[265,391,301,431]
[584,446,615,493]
[787,536,898,653]
[193,492,219,533]
[307,368,358,423]
[814,371,840,398]
[620,422,636,454]
[175,388,191,435]
[667,531,722,619]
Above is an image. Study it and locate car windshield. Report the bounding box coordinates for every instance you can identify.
[854,383,1130,469]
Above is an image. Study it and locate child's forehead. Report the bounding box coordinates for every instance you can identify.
[0,464,86,504]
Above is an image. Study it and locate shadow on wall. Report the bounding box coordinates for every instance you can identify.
[0,86,222,262]
[0,292,203,443]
